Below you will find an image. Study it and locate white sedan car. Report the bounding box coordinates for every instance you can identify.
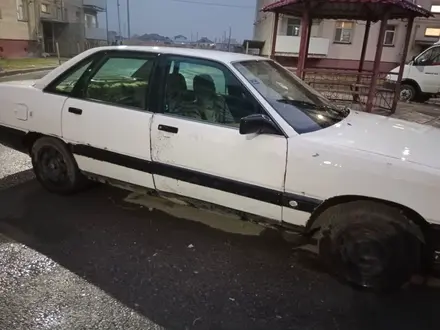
[0,46,439,291]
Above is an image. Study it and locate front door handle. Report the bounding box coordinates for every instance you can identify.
[68,107,83,115]
[158,124,178,134]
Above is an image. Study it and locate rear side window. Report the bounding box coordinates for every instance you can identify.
[83,55,155,109]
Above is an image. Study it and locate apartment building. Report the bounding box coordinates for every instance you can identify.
[0,0,107,58]
[253,0,440,71]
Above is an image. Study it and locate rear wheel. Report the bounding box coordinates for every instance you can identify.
[317,201,423,292]
[31,137,89,195]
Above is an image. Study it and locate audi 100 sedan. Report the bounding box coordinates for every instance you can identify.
[1,46,439,291]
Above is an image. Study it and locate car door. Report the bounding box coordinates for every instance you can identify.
[413,45,440,94]
[150,55,288,222]
[58,51,157,188]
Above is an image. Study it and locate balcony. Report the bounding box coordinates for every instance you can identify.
[40,8,68,23]
[414,22,440,46]
[85,27,107,40]
[83,0,106,12]
[275,36,330,58]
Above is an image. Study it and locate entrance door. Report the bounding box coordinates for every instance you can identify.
[150,55,288,222]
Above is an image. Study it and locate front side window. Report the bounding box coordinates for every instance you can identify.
[233,60,349,134]
[84,56,155,109]
[384,25,396,46]
[163,56,262,126]
[334,21,354,43]
[416,46,440,66]
[287,18,301,36]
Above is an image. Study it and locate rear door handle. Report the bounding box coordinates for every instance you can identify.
[68,107,83,115]
[158,124,178,134]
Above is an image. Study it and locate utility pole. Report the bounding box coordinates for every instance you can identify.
[105,0,109,44]
[227,26,232,52]
[117,0,122,41]
[127,0,131,39]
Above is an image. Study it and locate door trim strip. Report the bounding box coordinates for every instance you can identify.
[72,144,322,213]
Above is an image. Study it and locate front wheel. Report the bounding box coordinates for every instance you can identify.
[399,84,417,102]
[31,137,89,195]
[318,201,423,292]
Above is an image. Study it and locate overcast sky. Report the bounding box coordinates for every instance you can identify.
[104,0,256,41]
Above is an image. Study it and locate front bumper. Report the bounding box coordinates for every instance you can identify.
[383,80,397,91]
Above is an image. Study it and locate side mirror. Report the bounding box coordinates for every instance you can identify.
[239,114,279,135]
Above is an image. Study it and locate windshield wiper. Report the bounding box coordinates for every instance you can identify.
[276,98,349,119]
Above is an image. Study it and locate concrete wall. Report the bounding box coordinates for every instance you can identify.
[0,0,30,41]
[0,0,105,57]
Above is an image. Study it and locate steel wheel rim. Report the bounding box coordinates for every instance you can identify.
[38,147,69,186]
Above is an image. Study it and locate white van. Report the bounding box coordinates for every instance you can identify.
[387,41,440,102]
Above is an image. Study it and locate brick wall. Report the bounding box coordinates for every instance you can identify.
[0,39,37,58]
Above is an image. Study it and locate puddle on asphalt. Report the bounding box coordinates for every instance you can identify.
[124,192,266,236]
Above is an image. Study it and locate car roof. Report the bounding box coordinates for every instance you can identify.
[98,45,268,62]
[34,46,268,90]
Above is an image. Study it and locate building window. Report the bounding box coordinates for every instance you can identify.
[431,5,440,13]
[425,27,440,37]
[41,4,50,14]
[286,18,301,36]
[85,13,97,28]
[56,6,62,20]
[334,21,354,43]
[16,0,28,21]
[384,25,396,46]
[76,11,81,22]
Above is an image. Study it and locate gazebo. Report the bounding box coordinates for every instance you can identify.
[262,0,432,113]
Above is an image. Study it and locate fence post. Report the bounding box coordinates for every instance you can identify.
[55,42,61,65]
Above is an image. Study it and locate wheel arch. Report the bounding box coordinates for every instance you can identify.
[22,132,44,153]
[401,78,422,94]
[306,195,429,243]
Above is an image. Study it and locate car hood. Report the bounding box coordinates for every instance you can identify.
[302,110,440,169]
[0,80,36,87]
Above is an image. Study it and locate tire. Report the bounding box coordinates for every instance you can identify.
[399,83,417,102]
[317,200,423,292]
[31,136,88,195]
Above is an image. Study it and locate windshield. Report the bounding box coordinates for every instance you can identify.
[233,60,349,134]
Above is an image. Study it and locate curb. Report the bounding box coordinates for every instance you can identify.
[0,66,57,78]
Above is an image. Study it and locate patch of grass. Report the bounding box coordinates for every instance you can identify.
[0,57,67,71]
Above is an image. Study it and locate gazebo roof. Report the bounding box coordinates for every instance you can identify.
[262,0,432,21]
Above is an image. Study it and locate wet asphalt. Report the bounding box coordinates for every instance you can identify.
[1,72,440,329]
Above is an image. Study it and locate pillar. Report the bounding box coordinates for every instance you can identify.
[270,12,279,59]
[296,9,311,79]
[366,11,390,112]
[354,20,371,103]
[391,17,415,113]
